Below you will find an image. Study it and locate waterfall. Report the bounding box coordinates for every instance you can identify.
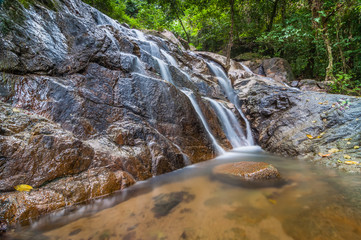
[205,98,247,148]
[161,49,178,67]
[130,30,253,154]
[155,57,174,85]
[181,89,225,155]
[207,62,254,145]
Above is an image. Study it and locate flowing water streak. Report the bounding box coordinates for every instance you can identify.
[207,62,254,145]
[154,57,175,85]
[161,49,178,67]
[181,89,225,155]
[205,97,246,148]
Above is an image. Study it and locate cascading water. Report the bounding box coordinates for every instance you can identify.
[154,57,174,85]
[181,90,225,155]
[128,28,254,153]
[207,62,254,145]
[205,97,247,148]
[161,49,178,67]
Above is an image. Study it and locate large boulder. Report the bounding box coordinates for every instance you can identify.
[241,58,294,83]
[234,76,361,172]
[212,161,284,187]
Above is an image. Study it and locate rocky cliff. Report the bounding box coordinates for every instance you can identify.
[0,0,247,224]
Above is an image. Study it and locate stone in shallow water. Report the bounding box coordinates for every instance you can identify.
[212,161,284,188]
[151,191,195,218]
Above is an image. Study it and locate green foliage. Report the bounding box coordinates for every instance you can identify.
[83,0,126,22]
[329,72,361,95]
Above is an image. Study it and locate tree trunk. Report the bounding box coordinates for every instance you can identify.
[226,0,235,72]
[267,0,280,32]
[322,27,335,81]
[308,0,335,81]
[172,0,190,44]
[336,21,348,72]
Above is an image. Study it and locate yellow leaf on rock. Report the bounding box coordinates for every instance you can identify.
[12,108,20,113]
[345,161,359,165]
[337,160,343,163]
[328,148,340,153]
[14,184,33,192]
[354,146,360,149]
[312,120,317,123]
[306,134,314,139]
[318,153,331,157]
[344,155,352,159]
[344,138,352,141]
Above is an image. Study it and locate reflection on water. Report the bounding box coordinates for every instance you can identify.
[6,149,361,240]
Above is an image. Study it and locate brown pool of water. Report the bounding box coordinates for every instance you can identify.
[6,150,361,240]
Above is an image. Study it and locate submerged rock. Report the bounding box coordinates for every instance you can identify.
[212,161,283,187]
[151,191,195,218]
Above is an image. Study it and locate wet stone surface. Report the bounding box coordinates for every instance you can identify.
[212,161,284,188]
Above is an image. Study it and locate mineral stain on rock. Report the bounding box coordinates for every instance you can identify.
[151,191,195,218]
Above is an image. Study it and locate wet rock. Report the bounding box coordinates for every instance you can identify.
[241,58,294,83]
[235,76,361,172]
[0,219,7,233]
[298,79,328,92]
[212,161,283,187]
[151,191,195,218]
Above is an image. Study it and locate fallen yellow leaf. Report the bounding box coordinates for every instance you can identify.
[318,153,332,157]
[318,102,323,105]
[344,155,352,159]
[344,138,352,141]
[306,134,314,139]
[332,104,335,108]
[347,142,351,144]
[12,108,20,113]
[337,160,343,163]
[356,118,359,121]
[14,184,33,192]
[345,161,359,165]
[268,199,277,205]
[328,148,340,153]
[354,146,360,149]
[323,119,327,122]
[312,120,317,123]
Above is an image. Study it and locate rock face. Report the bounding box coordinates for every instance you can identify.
[234,76,361,172]
[241,58,294,83]
[212,161,283,187]
[0,0,247,224]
